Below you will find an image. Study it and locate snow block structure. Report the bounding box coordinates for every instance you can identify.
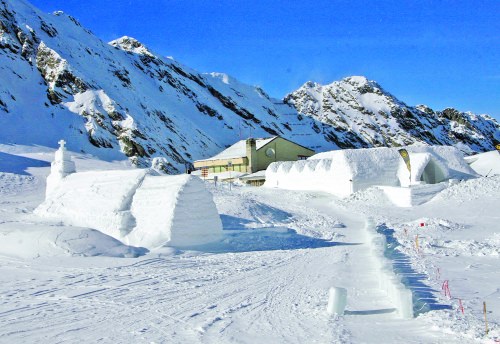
[264,146,477,199]
[124,174,223,248]
[36,146,222,249]
[45,140,76,197]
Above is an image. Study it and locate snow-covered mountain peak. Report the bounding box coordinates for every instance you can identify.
[339,76,384,94]
[208,72,232,84]
[341,75,371,86]
[304,81,322,89]
[109,36,154,57]
[286,76,500,151]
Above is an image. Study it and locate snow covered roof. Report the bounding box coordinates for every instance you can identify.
[197,137,277,162]
[239,170,266,181]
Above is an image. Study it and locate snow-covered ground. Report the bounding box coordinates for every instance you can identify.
[0,144,498,343]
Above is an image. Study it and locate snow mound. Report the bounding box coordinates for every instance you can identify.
[432,175,500,202]
[464,150,500,176]
[35,170,222,249]
[0,223,147,259]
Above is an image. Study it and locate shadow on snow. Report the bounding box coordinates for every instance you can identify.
[377,224,452,316]
[0,152,50,175]
[186,214,358,253]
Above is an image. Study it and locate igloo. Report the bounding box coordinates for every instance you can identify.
[35,141,222,249]
[264,146,478,200]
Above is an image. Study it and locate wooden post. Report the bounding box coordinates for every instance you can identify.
[484,302,489,335]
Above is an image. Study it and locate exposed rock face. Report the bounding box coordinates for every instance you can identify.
[285,76,500,152]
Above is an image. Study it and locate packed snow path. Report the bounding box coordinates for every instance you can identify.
[0,181,457,343]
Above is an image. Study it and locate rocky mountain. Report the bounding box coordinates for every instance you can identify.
[285,77,500,153]
[1,0,499,173]
[0,0,335,172]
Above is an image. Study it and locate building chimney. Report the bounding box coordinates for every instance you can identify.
[246,138,257,173]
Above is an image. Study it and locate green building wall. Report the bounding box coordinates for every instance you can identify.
[254,137,314,172]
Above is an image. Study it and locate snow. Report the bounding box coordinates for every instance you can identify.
[378,183,447,207]
[239,169,266,181]
[35,149,222,249]
[196,137,276,162]
[125,174,223,248]
[0,145,499,342]
[265,146,477,199]
[465,150,500,176]
[0,224,147,259]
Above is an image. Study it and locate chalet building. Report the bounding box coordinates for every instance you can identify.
[193,136,315,176]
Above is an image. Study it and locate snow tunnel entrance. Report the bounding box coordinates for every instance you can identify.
[420,158,446,184]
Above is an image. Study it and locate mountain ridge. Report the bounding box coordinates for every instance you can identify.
[285,76,500,153]
[0,0,336,172]
[1,0,499,173]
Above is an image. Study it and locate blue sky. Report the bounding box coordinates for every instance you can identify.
[31,0,499,119]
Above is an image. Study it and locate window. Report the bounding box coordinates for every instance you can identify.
[265,148,275,157]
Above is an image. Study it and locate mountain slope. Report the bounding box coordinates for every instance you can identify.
[0,0,334,172]
[1,0,499,173]
[285,76,500,153]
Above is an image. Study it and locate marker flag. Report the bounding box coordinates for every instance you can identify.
[398,149,412,174]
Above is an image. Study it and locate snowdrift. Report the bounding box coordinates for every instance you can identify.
[264,146,477,198]
[0,223,146,259]
[464,150,500,177]
[35,172,222,249]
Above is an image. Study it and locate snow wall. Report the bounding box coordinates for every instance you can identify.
[35,171,222,249]
[264,146,477,198]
